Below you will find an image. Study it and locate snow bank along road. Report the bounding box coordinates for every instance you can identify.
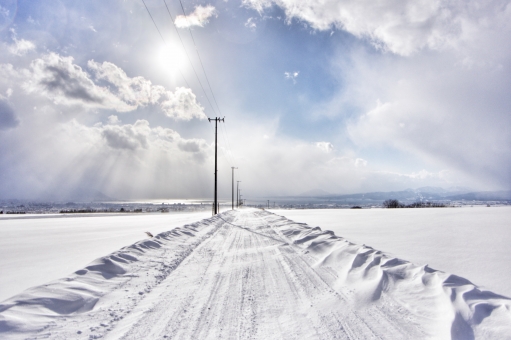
[0,211,210,302]
[1,210,510,339]
[272,207,511,298]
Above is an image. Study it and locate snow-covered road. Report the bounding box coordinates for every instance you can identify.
[1,210,510,339]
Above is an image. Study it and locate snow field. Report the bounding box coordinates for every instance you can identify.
[1,210,510,339]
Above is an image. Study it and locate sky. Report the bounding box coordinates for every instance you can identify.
[0,0,510,200]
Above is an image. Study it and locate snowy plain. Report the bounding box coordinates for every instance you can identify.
[1,209,510,339]
[0,211,210,302]
[272,206,511,298]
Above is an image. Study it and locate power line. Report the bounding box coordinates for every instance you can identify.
[141,0,190,88]
[169,0,238,166]
[176,0,223,116]
[221,120,236,163]
[161,0,217,116]
[220,123,235,164]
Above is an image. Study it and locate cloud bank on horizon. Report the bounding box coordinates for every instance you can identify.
[0,0,509,200]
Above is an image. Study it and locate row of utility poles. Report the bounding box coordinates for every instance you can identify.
[209,115,273,212]
[233,168,244,209]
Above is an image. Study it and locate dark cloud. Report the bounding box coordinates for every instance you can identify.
[40,65,104,104]
[0,100,19,130]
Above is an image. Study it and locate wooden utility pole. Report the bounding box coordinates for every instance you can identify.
[237,181,241,208]
[231,167,237,210]
[208,117,224,215]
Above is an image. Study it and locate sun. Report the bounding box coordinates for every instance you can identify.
[156,43,187,77]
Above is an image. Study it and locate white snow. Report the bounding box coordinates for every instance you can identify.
[0,212,210,302]
[272,206,511,298]
[1,209,510,339]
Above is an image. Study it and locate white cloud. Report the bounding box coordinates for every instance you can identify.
[245,17,257,30]
[1,53,206,120]
[354,158,367,167]
[341,46,511,189]
[8,38,35,56]
[316,141,333,152]
[175,5,217,29]
[27,16,37,24]
[89,25,97,33]
[88,60,206,120]
[243,0,511,56]
[6,29,35,56]
[107,115,121,124]
[284,71,299,84]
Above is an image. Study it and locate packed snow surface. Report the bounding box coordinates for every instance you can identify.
[1,210,510,339]
[0,212,210,302]
[272,206,511,297]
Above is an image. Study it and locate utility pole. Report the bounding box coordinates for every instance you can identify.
[236,181,241,208]
[267,200,269,209]
[231,167,237,210]
[208,117,224,215]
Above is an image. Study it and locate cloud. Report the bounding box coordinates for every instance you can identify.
[354,158,367,167]
[243,0,511,56]
[316,141,333,152]
[0,113,214,199]
[175,5,217,29]
[0,99,19,130]
[154,126,180,142]
[7,38,35,56]
[340,46,511,189]
[22,53,133,111]
[107,115,121,124]
[1,53,206,120]
[245,18,257,30]
[101,120,150,150]
[5,29,35,56]
[88,60,206,120]
[284,71,299,84]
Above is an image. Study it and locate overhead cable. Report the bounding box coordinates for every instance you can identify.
[161,0,218,116]
[176,0,223,116]
[141,0,190,88]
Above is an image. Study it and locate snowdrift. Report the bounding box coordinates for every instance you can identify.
[0,210,510,339]
[263,212,511,339]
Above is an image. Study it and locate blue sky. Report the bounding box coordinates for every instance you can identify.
[1,0,510,199]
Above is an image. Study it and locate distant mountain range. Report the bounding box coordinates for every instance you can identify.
[298,187,511,202]
[299,189,331,197]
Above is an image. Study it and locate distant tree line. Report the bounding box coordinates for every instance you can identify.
[382,199,446,208]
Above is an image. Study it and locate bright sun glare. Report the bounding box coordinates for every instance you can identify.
[157,44,187,77]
